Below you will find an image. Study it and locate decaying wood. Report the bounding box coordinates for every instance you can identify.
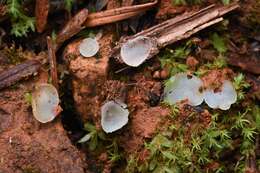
[246,74,260,100]
[56,9,88,49]
[122,0,134,6]
[0,5,7,22]
[228,53,260,75]
[0,60,41,90]
[111,3,239,63]
[84,0,158,27]
[122,0,135,31]
[0,27,6,47]
[47,36,58,89]
[35,0,49,33]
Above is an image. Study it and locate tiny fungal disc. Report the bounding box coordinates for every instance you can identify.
[164,73,204,106]
[101,100,129,133]
[120,36,153,67]
[32,83,60,123]
[79,38,99,57]
[204,80,237,110]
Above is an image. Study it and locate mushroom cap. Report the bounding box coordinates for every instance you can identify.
[101,100,129,133]
[31,83,60,123]
[204,80,237,110]
[164,73,204,106]
[79,38,99,57]
[120,36,153,67]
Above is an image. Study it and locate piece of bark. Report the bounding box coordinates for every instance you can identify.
[84,0,158,27]
[56,9,88,49]
[0,60,41,90]
[111,3,239,64]
[96,0,109,11]
[122,0,135,32]
[47,37,58,89]
[0,27,6,48]
[228,52,260,75]
[0,5,7,22]
[246,74,260,100]
[35,0,49,33]
[156,0,187,20]
[122,0,134,6]
[107,0,121,10]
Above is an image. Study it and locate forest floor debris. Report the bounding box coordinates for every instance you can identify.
[0,0,259,172]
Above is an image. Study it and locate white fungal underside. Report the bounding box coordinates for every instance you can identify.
[204,80,237,110]
[164,73,204,106]
[164,73,237,110]
[101,100,129,133]
[79,38,99,57]
[32,84,59,123]
[121,36,152,67]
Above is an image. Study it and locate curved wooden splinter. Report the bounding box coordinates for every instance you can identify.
[85,0,158,27]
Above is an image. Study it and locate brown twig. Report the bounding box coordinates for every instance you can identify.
[227,53,260,75]
[35,0,49,33]
[84,0,158,27]
[47,36,58,89]
[0,5,7,22]
[121,0,135,31]
[56,9,88,48]
[0,60,41,90]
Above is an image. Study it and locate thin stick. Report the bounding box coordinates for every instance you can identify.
[0,60,41,90]
[111,3,239,63]
[47,36,59,89]
[85,0,157,27]
[85,11,144,27]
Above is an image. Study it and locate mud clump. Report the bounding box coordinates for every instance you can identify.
[115,73,169,153]
[0,64,86,172]
[201,68,234,90]
[119,105,170,154]
[131,107,170,138]
[156,0,186,20]
[63,30,114,125]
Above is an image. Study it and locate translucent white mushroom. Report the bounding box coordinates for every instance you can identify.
[204,80,237,110]
[31,83,60,123]
[164,73,204,106]
[79,38,99,57]
[101,100,129,133]
[120,36,153,67]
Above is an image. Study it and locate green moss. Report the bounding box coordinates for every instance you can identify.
[126,40,259,171]
[126,104,259,172]
[6,0,35,37]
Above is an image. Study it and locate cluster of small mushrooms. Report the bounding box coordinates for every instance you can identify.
[32,35,237,135]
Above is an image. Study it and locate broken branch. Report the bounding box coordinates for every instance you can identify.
[35,0,49,33]
[56,8,89,49]
[84,0,158,27]
[111,3,239,64]
[0,60,41,90]
[47,36,59,89]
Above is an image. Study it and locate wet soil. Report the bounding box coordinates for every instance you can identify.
[0,70,86,173]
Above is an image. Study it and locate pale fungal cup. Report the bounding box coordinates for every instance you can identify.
[31,83,60,123]
[101,100,129,133]
[164,73,204,106]
[203,80,237,110]
[120,36,153,67]
[79,38,99,57]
